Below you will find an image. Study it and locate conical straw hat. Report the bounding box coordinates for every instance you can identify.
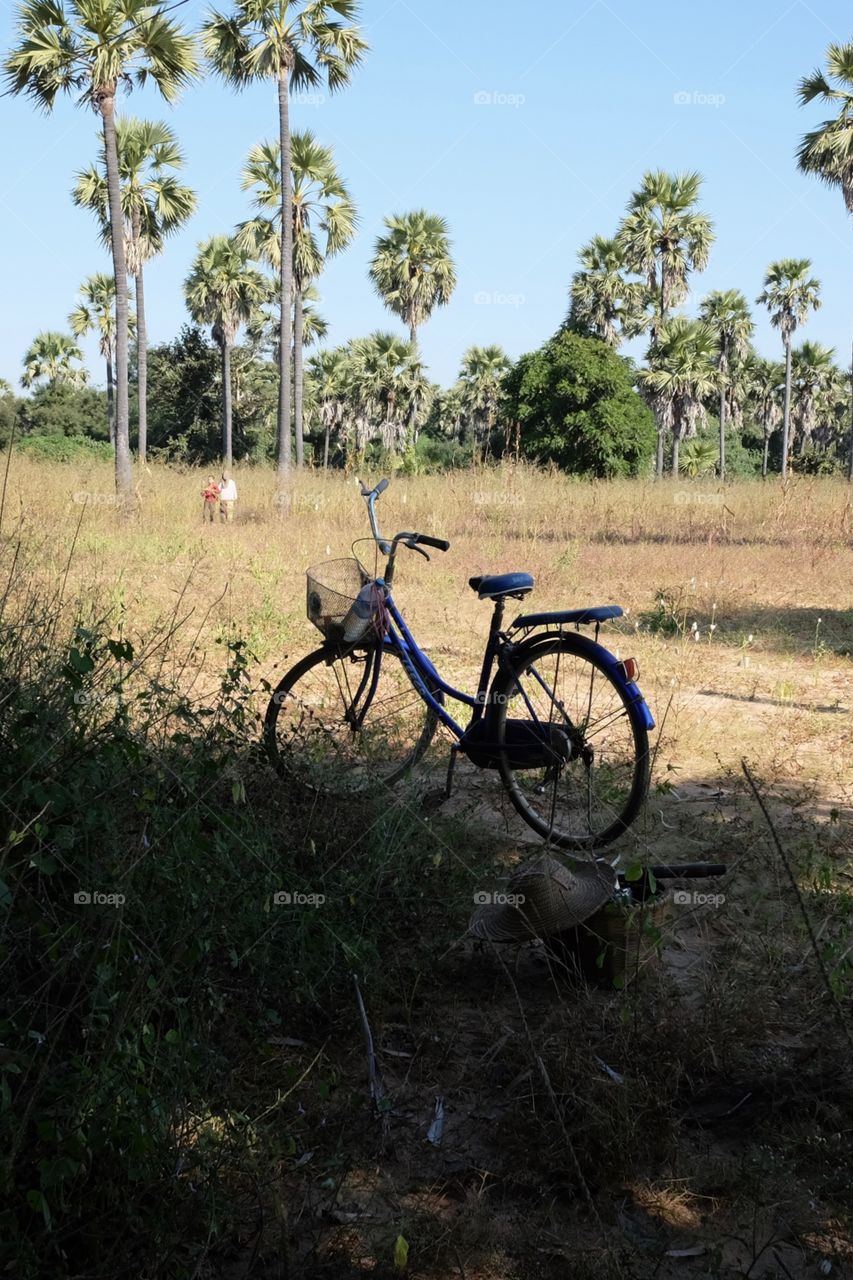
[469,855,616,943]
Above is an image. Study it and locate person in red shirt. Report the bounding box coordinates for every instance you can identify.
[201,475,220,523]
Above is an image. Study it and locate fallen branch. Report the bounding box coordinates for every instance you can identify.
[352,972,390,1119]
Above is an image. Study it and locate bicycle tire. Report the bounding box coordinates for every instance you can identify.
[491,631,650,849]
[264,643,442,795]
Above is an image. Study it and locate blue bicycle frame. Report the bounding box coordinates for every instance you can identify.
[380,586,490,738]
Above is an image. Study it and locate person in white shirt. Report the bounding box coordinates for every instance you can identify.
[219,471,237,522]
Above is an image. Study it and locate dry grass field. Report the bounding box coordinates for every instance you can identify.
[2,456,853,1279]
[9,455,852,808]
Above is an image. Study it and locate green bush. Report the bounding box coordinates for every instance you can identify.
[504,329,657,477]
[13,434,114,463]
[16,383,109,441]
[0,573,488,1276]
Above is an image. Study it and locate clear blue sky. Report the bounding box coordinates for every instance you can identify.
[2,0,852,391]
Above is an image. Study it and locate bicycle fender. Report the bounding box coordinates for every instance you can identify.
[506,631,656,731]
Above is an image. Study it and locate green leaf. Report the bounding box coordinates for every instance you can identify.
[107,638,134,662]
[29,852,58,875]
[165,1029,179,1044]
[26,1188,51,1228]
[393,1234,409,1272]
[624,862,643,882]
[68,648,95,675]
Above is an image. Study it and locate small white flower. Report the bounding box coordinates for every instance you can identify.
[710,623,717,632]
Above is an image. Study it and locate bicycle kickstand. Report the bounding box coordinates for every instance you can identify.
[444,744,459,800]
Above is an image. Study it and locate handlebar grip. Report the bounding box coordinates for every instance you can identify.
[415,533,450,552]
[375,478,389,495]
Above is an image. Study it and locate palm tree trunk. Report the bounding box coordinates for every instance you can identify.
[106,355,114,447]
[405,321,419,447]
[781,336,793,480]
[656,420,665,480]
[323,419,330,470]
[659,267,666,331]
[719,347,727,482]
[762,430,769,478]
[133,213,148,464]
[293,285,304,468]
[99,92,132,504]
[276,64,293,486]
[222,341,233,468]
[672,429,681,479]
[848,337,853,483]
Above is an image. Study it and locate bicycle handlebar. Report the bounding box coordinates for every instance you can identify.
[359,479,450,560]
[411,533,450,553]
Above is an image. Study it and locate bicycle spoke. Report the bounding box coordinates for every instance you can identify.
[497,637,648,847]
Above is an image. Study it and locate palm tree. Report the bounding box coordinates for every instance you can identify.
[698,290,754,481]
[21,332,87,389]
[617,171,714,338]
[4,0,197,503]
[568,235,646,346]
[73,117,197,463]
[681,437,718,478]
[299,283,329,350]
[345,333,427,455]
[457,345,511,457]
[203,0,367,488]
[69,273,136,445]
[756,259,821,479]
[791,341,837,455]
[438,384,464,442]
[798,43,853,212]
[237,131,356,467]
[798,42,853,481]
[369,210,457,348]
[307,346,349,469]
[639,318,717,479]
[746,356,785,477]
[184,236,270,467]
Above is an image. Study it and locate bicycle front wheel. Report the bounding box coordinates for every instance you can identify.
[492,633,650,849]
[264,643,441,795]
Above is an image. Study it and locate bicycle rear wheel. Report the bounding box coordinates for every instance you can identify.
[264,643,441,794]
[492,632,650,849]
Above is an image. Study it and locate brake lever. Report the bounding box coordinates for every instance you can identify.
[405,541,430,561]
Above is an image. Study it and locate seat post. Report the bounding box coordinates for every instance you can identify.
[473,597,507,716]
[488,598,505,640]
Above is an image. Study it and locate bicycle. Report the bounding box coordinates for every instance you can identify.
[264,479,656,849]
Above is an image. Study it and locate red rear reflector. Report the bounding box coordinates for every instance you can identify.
[620,658,640,682]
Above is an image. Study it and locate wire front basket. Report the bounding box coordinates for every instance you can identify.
[306,558,382,642]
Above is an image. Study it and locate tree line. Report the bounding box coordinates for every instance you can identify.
[5,5,853,488]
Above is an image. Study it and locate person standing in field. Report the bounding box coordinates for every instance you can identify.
[201,475,220,523]
[219,470,237,523]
